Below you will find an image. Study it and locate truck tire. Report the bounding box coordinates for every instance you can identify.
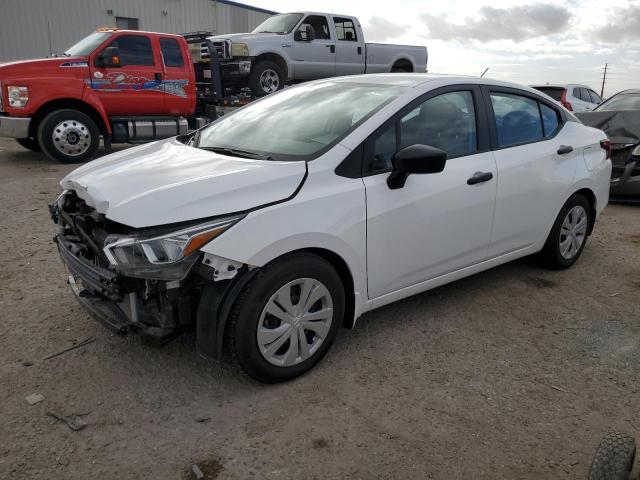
[588,432,636,480]
[37,109,100,163]
[223,252,345,383]
[248,60,284,96]
[16,137,41,152]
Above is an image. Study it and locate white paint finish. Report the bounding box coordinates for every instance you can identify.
[363,151,498,298]
[60,138,306,228]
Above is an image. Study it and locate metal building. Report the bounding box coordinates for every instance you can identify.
[0,0,276,62]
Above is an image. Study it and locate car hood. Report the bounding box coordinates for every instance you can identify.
[0,57,88,79]
[207,32,279,43]
[60,138,307,228]
[576,110,640,145]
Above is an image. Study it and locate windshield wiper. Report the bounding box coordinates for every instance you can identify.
[200,146,274,160]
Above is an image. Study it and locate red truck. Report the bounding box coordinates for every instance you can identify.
[0,29,242,163]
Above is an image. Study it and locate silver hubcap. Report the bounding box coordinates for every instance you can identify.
[52,120,91,157]
[559,205,588,260]
[259,69,279,93]
[257,278,333,367]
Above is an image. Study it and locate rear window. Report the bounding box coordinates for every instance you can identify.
[160,38,184,67]
[532,87,564,101]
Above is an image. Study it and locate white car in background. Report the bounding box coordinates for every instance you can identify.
[51,75,612,383]
[532,84,603,112]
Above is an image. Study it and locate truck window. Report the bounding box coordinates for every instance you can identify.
[304,15,331,40]
[105,35,154,66]
[160,38,184,68]
[334,17,358,41]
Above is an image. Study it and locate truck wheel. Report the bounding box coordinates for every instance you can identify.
[248,60,284,96]
[588,432,636,480]
[16,137,41,151]
[224,252,345,383]
[37,109,99,163]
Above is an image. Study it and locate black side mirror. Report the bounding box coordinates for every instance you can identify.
[95,46,122,68]
[294,24,316,42]
[387,144,447,189]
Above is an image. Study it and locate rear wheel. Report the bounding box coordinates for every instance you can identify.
[37,109,99,163]
[224,252,345,383]
[16,137,41,151]
[539,193,591,269]
[588,432,636,480]
[248,60,284,96]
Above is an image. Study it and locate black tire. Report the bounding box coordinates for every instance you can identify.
[248,60,284,96]
[16,137,41,151]
[224,252,345,383]
[538,193,591,269]
[588,432,636,480]
[37,109,99,163]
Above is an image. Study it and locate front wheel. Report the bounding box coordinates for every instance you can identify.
[538,193,591,269]
[248,60,284,96]
[37,109,100,163]
[224,252,345,383]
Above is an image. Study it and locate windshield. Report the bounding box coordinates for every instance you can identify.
[596,93,640,111]
[252,13,303,34]
[65,32,112,56]
[197,81,407,160]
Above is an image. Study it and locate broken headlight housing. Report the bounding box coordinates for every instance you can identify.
[103,215,244,280]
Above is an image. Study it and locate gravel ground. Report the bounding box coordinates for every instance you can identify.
[0,137,639,480]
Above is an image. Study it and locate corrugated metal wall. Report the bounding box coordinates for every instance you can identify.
[0,0,274,61]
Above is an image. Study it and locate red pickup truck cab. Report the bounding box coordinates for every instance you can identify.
[0,29,199,162]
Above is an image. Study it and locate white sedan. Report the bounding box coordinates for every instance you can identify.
[51,74,612,383]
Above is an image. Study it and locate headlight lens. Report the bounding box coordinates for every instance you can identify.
[632,145,640,157]
[103,215,243,280]
[7,86,29,108]
[230,42,249,57]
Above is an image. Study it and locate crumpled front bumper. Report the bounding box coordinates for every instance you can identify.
[0,115,30,138]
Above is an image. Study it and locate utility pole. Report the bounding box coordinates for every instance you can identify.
[600,63,608,99]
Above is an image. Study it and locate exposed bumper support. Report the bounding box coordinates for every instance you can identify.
[0,115,31,138]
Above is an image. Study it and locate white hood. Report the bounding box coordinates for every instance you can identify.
[60,138,306,228]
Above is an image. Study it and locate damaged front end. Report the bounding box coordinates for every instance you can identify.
[610,144,640,203]
[50,190,253,356]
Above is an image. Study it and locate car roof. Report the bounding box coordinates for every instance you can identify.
[313,73,547,94]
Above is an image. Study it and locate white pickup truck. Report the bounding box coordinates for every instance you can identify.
[206,11,428,95]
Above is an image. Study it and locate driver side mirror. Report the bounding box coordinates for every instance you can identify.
[95,46,122,68]
[387,144,447,189]
[294,24,316,42]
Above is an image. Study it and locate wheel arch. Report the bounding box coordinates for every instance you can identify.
[253,52,289,80]
[572,187,597,235]
[29,98,109,139]
[391,58,414,72]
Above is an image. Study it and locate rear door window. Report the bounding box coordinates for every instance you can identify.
[490,93,543,147]
[160,38,184,67]
[334,17,358,41]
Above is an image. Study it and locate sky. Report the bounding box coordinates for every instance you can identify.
[244,0,640,98]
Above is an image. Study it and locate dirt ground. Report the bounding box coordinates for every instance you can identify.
[0,136,638,480]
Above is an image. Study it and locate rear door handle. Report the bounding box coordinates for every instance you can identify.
[467,171,493,185]
[557,145,573,155]
[154,72,163,81]
[357,46,362,55]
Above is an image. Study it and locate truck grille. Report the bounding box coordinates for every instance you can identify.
[201,40,230,60]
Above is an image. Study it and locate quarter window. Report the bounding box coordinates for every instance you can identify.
[540,103,560,137]
[490,93,543,147]
[368,91,477,173]
[160,38,184,67]
[334,17,358,41]
[588,89,602,103]
[105,35,154,66]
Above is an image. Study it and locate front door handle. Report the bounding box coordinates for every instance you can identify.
[557,145,573,155]
[326,44,335,53]
[467,171,493,185]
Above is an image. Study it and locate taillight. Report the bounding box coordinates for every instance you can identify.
[600,139,612,160]
[560,89,572,111]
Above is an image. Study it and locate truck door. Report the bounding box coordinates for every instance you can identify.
[332,17,365,75]
[88,33,166,115]
[292,14,336,80]
[158,36,196,116]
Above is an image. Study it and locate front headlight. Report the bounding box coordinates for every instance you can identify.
[230,42,249,57]
[632,145,640,157]
[7,86,29,108]
[103,215,244,280]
